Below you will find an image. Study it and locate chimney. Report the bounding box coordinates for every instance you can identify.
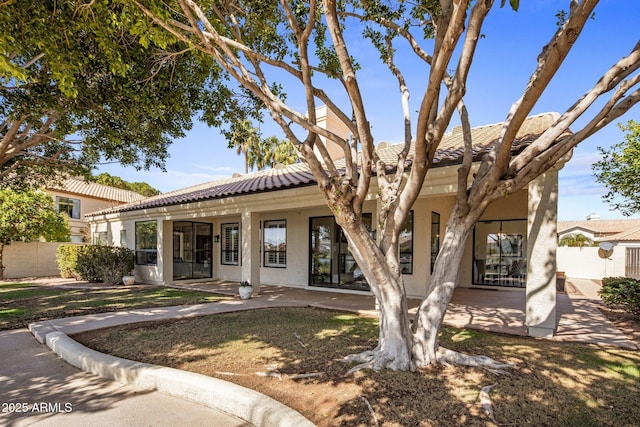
[314,105,351,162]
[586,213,600,221]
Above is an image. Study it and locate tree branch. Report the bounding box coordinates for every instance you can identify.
[491,0,598,175]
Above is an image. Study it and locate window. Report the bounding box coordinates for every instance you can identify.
[93,232,108,245]
[221,223,240,265]
[400,211,414,274]
[120,230,127,247]
[431,212,441,274]
[309,214,371,291]
[135,220,157,265]
[56,197,80,219]
[263,220,286,267]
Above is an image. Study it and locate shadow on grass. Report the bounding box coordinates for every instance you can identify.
[72,307,640,426]
[0,284,229,330]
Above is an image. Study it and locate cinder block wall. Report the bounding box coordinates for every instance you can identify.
[2,242,81,279]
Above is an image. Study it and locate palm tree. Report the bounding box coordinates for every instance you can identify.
[558,233,596,247]
[271,137,299,166]
[229,119,260,174]
[230,121,299,173]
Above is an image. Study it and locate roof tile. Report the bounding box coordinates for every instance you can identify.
[50,178,146,203]
[87,113,560,217]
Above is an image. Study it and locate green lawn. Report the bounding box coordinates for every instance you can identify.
[75,307,640,427]
[0,281,228,330]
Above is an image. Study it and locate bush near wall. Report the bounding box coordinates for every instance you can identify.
[600,277,640,317]
[56,244,83,279]
[56,244,134,285]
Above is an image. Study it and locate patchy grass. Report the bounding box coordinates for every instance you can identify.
[74,307,640,427]
[0,281,228,330]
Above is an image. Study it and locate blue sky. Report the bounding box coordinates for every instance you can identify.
[98,0,640,221]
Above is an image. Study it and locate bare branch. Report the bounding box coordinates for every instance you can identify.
[324,0,374,214]
[508,44,640,176]
[492,0,598,173]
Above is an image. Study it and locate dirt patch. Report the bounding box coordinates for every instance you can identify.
[74,307,640,426]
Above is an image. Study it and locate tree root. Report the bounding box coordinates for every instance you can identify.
[343,346,514,373]
[255,371,325,381]
[436,347,515,374]
[293,332,308,350]
[342,350,414,373]
[216,370,325,380]
[361,396,379,427]
[479,383,497,423]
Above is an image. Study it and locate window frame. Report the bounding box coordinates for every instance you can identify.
[56,196,81,219]
[93,231,108,245]
[221,222,240,266]
[399,210,414,275]
[430,212,441,274]
[263,219,287,268]
[135,220,158,265]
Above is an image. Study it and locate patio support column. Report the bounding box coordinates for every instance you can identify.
[241,210,261,294]
[525,170,558,337]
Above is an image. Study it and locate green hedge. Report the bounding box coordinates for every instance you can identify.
[56,244,83,279]
[57,244,134,285]
[600,277,640,317]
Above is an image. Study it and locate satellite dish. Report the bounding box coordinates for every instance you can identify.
[598,241,615,259]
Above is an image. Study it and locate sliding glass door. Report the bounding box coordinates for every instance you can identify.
[473,219,527,288]
[309,215,371,291]
[173,221,213,280]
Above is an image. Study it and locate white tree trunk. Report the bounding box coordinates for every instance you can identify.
[412,214,474,367]
[337,217,414,371]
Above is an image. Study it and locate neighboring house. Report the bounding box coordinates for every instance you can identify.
[47,177,146,243]
[2,178,146,279]
[557,217,640,279]
[87,112,566,338]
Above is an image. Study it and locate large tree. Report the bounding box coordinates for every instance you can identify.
[93,172,161,197]
[593,120,640,216]
[0,188,69,279]
[130,0,640,370]
[0,0,251,188]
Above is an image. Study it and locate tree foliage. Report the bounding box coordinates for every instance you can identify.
[0,188,69,279]
[228,120,298,173]
[93,172,160,197]
[558,233,596,247]
[124,0,639,370]
[593,121,640,216]
[0,0,252,188]
[600,277,640,317]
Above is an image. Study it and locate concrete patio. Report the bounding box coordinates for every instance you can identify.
[168,277,638,349]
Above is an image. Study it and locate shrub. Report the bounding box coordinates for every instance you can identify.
[74,246,103,283]
[56,244,134,285]
[56,244,84,279]
[600,277,640,317]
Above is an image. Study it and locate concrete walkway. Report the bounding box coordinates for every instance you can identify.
[2,277,637,427]
[0,329,248,427]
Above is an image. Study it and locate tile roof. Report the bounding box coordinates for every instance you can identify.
[87,113,560,217]
[608,226,640,242]
[557,219,640,235]
[49,178,146,203]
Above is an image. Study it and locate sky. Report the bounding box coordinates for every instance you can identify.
[97,0,640,221]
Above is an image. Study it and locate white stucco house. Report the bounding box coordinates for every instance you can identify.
[86,112,566,337]
[47,177,146,242]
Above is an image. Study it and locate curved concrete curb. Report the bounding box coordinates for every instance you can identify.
[45,331,314,427]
